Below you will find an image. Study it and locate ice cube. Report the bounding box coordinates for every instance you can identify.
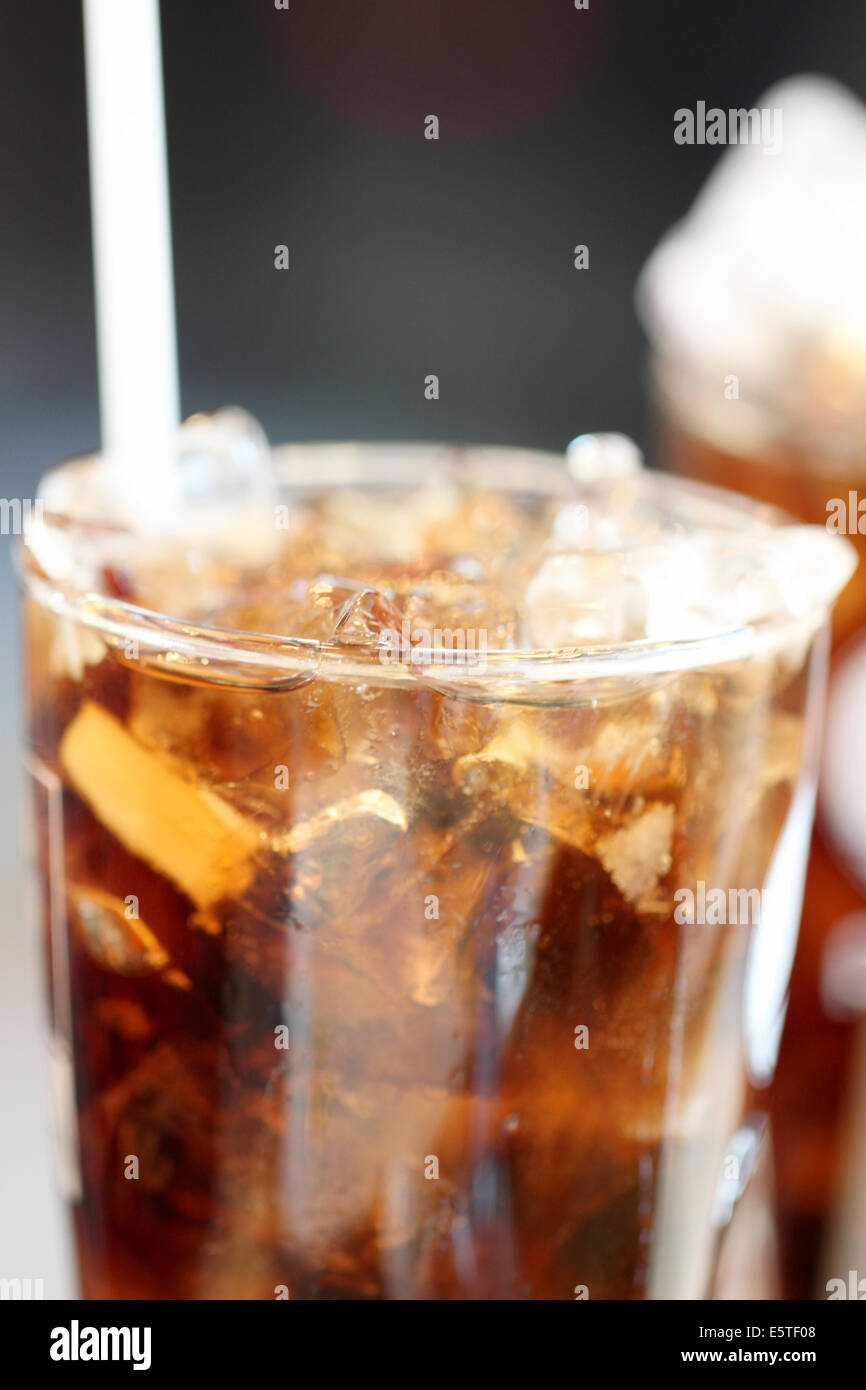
[272,788,408,855]
[60,700,260,908]
[175,406,273,512]
[230,575,406,654]
[751,526,857,624]
[275,1073,447,1266]
[331,586,407,654]
[584,703,683,801]
[69,884,170,976]
[566,433,644,485]
[524,553,648,648]
[596,802,675,905]
[319,481,462,564]
[86,1042,218,1218]
[454,713,597,852]
[49,619,107,682]
[129,673,344,793]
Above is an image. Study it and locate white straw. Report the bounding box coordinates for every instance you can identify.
[83,0,179,477]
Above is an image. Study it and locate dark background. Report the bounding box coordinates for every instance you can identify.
[4,0,866,498]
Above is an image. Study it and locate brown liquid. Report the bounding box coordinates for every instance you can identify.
[660,415,866,1298]
[22,479,817,1299]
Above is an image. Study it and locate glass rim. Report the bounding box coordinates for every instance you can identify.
[16,440,842,696]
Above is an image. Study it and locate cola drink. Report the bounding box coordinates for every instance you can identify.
[651,415,866,1298]
[20,433,852,1299]
[639,75,866,1296]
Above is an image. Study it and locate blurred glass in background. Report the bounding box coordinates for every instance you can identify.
[639,74,866,1299]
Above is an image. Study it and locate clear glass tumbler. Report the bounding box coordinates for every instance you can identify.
[18,440,854,1299]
